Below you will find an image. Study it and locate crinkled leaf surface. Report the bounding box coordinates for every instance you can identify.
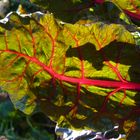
[0,13,140,137]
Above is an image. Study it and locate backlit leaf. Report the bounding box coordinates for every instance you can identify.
[0,13,140,138]
[110,0,140,20]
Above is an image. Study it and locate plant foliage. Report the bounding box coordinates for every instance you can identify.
[0,0,140,139]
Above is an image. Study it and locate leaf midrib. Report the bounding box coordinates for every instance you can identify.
[3,49,140,91]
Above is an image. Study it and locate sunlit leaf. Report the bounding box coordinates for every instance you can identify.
[0,13,140,138]
[110,0,140,20]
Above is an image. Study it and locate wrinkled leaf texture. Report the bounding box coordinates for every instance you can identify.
[0,13,140,137]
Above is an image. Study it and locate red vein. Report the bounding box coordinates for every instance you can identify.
[74,36,84,79]
[2,60,31,91]
[94,34,126,82]
[118,89,126,107]
[30,69,44,85]
[77,84,81,104]
[69,84,81,117]
[68,32,85,79]
[111,89,127,115]
[4,32,8,50]
[95,0,104,4]
[100,87,122,112]
[44,28,58,68]
[124,10,140,20]
[0,55,19,71]
[77,45,84,79]
[130,0,140,14]
[123,0,140,20]
[16,34,22,53]
[2,50,140,91]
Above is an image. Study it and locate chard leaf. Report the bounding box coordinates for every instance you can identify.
[95,0,140,24]
[0,13,140,137]
[110,0,140,20]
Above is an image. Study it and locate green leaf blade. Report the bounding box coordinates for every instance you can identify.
[0,13,140,137]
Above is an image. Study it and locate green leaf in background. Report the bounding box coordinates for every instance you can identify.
[0,12,140,138]
[95,0,140,25]
[110,0,140,20]
[30,0,92,22]
[0,98,55,139]
[30,0,140,25]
